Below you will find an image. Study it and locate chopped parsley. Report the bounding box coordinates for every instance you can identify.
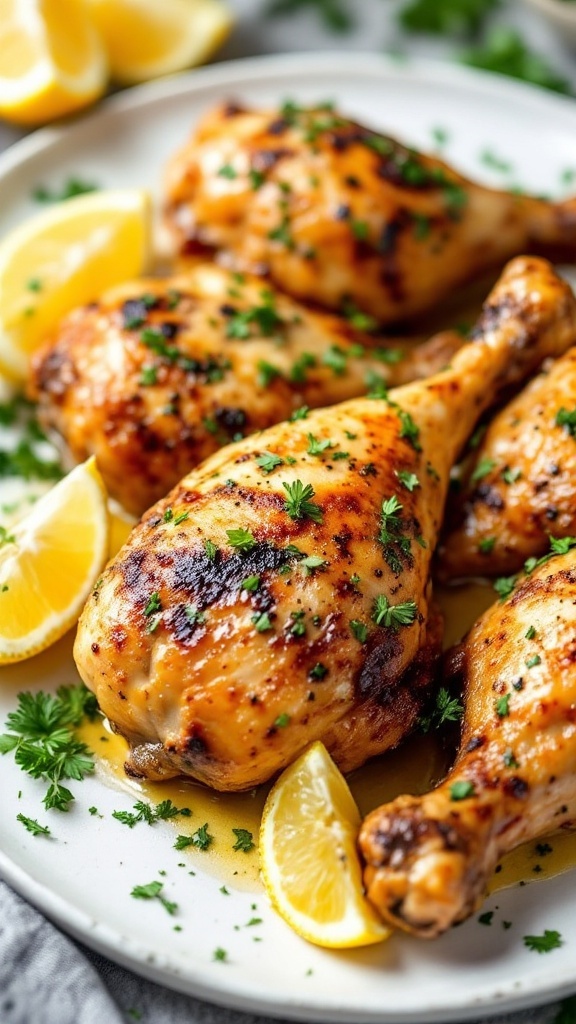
[306,433,334,456]
[396,408,421,450]
[232,828,255,852]
[204,539,217,560]
[309,662,328,680]
[113,799,191,828]
[256,451,285,474]
[420,687,464,732]
[131,880,178,916]
[32,177,98,203]
[274,712,291,728]
[502,466,522,485]
[226,528,256,552]
[17,813,51,836]
[494,575,516,600]
[495,693,511,717]
[478,537,496,554]
[252,612,273,632]
[177,823,214,851]
[0,685,96,812]
[395,469,420,492]
[282,480,323,522]
[523,930,563,953]
[290,405,309,421]
[450,780,475,801]
[350,620,368,643]
[525,625,537,640]
[217,164,237,179]
[301,554,326,574]
[471,457,496,483]
[226,300,283,341]
[372,595,417,629]
[555,406,576,438]
[213,947,228,962]
[241,574,260,592]
[526,654,541,669]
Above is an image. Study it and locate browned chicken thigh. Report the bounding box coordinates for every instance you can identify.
[439,346,576,578]
[74,258,576,791]
[164,102,576,323]
[30,263,457,517]
[359,542,576,938]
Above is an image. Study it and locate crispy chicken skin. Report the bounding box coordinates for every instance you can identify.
[439,346,576,578]
[30,263,458,517]
[359,545,576,938]
[164,103,576,323]
[74,258,576,791]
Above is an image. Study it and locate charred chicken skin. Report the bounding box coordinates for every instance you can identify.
[164,102,576,323]
[439,345,576,578]
[74,258,576,791]
[30,263,458,517]
[359,543,576,938]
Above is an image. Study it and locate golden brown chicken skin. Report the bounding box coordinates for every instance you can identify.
[30,263,458,517]
[360,543,576,938]
[74,258,576,791]
[439,346,576,578]
[164,102,576,323]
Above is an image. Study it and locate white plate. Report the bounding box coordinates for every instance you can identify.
[1,53,576,1024]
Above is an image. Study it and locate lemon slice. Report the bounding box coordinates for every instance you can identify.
[0,0,107,126]
[0,188,150,381]
[87,0,233,85]
[0,458,109,664]
[260,741,390,948]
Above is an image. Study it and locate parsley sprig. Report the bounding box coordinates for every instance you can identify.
[0,685,97,811]
[283,480,323,523]
[113,799,191,828]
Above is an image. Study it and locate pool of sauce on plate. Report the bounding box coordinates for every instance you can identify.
[78,578,576,895]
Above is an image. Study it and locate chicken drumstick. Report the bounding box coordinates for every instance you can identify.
[74,258,576,791]
[359,542,576,938]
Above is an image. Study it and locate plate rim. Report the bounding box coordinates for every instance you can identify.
[1,50,576,1023]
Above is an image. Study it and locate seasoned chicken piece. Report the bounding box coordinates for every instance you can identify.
[30,263,458,517]
[164,102,576,323]
[439,346,576,578]
[74,258,576,791]
[359,543,576,938]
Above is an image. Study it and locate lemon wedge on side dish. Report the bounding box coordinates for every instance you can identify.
[87,0,233,85]
[260,741,390,948]
[0,188,150,381]
[0,458,109,664]
[0,0,107,126]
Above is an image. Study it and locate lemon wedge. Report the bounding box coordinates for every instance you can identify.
[260,741,390,948]
[0,188,150,381]
[0,458,109,664]
[87,0,232,85]
[0,0,107,126]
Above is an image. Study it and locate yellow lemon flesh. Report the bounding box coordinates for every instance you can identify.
[87,0,233,85]
[260,741,390,948]
[0,188,150,381]
[0,458,109,664]
[0,0,107,125]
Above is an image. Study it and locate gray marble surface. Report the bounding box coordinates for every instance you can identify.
[1,2,575,1022]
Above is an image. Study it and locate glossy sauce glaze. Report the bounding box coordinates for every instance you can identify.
[78,580,576,896]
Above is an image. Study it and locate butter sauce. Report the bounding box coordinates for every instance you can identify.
[78,577,576,896]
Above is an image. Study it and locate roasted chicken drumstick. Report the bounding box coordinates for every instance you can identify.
[360,542,576,938]
[164,102,576,323]
[439,345,576,578]
[30,263,457,517]
[74,258,576,791]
